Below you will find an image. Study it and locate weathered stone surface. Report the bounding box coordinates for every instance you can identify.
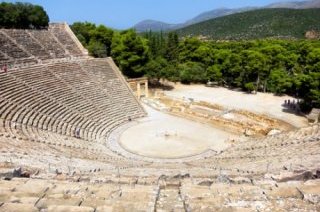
[95,206,113,212]
[198,180,213,186]
[276,171,314,182]
[229,177,252,184]
[268,129,282,136]
[298,180,320,204]
[266,186,303,199]
[0,203,38,212]
[47,205,95,212]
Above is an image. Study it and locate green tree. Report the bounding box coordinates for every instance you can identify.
[241,50,267,92]
[87,40,108,58]
[143,31,167,59]
[71,22,96,46]
[227,53,243,87]
[260,44,286,69]
[191,43,215,67]
[89,25,114,56]
[179,37,202,62]
[244,82,256,93]
[306,48,320,73]
[207,64,223,84]
[144,57,168,81]
[162,64,180,82]
[28,5,49,28]
[165,32,179,62]
[179,62,206,84]
[268,69,292,94]
[294,72,320,109]
[111,30,149,78]
[0,2,49,29]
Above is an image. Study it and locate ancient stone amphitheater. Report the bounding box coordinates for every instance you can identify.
[0,23,319,212]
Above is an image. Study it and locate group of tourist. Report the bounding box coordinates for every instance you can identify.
[284,99,300,112]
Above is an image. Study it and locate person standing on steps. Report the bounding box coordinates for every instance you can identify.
[2,64,7,73]
[75,127,80,138]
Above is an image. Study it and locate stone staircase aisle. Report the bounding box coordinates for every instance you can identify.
[155,178,186,212]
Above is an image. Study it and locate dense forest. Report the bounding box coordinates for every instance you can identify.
[175,8,320,40]
[71,22,320,110]
[0,2,49,29]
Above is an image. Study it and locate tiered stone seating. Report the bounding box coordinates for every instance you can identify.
[3,30,51,60]
[49,24,84,57]
[0,52,12,67]
[0,55,149,180]
[0,31,35,66]
[80,58,146,120]
[46,60,145,139]
[187,124,320,177]
[0,58,146,142]
[0,175,319,211]
[27,30,67,59]
[0,74,81,139]
[0,120,143,175]
[180,179,320,211]
[0,24,87,67]
[0,178,158,212]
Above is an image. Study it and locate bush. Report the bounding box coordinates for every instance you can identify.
[244,82,256,93]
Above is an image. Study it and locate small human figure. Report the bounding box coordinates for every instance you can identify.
[75,128,80,138]
[284,100,287,105]
[3,64,7,73]
[128,116,132,122]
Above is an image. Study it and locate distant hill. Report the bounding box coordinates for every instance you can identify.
[133,0,320,32]
[133,7,256,32]
[266,0,320,8]
[133,20,177,32]
[175,8,320,40]
[183,7,257,26]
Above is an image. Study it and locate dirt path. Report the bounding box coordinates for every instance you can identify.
[164,84,308,128]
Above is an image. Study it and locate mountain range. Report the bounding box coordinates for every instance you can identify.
[175,8,320,40]
[133,0,320,32]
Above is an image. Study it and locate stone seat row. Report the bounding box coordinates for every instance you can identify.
[184,124,320,176]
[0,123,148,175]
[180,179,320,211]
[0,177,157,212]
[0,175,319,211]
[0,59,146,143]
[0,24,85,68]
[3,30,52,60]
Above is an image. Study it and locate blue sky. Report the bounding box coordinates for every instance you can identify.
[2,0,304,29]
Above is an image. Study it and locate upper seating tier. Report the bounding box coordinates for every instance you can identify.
[0,23,88,68]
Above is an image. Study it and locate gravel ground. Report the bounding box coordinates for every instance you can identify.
[119,104,233,159]
[164,84,308,128]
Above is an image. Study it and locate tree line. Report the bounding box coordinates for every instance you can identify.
[0,2,49,29]
[71,22,320,111]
